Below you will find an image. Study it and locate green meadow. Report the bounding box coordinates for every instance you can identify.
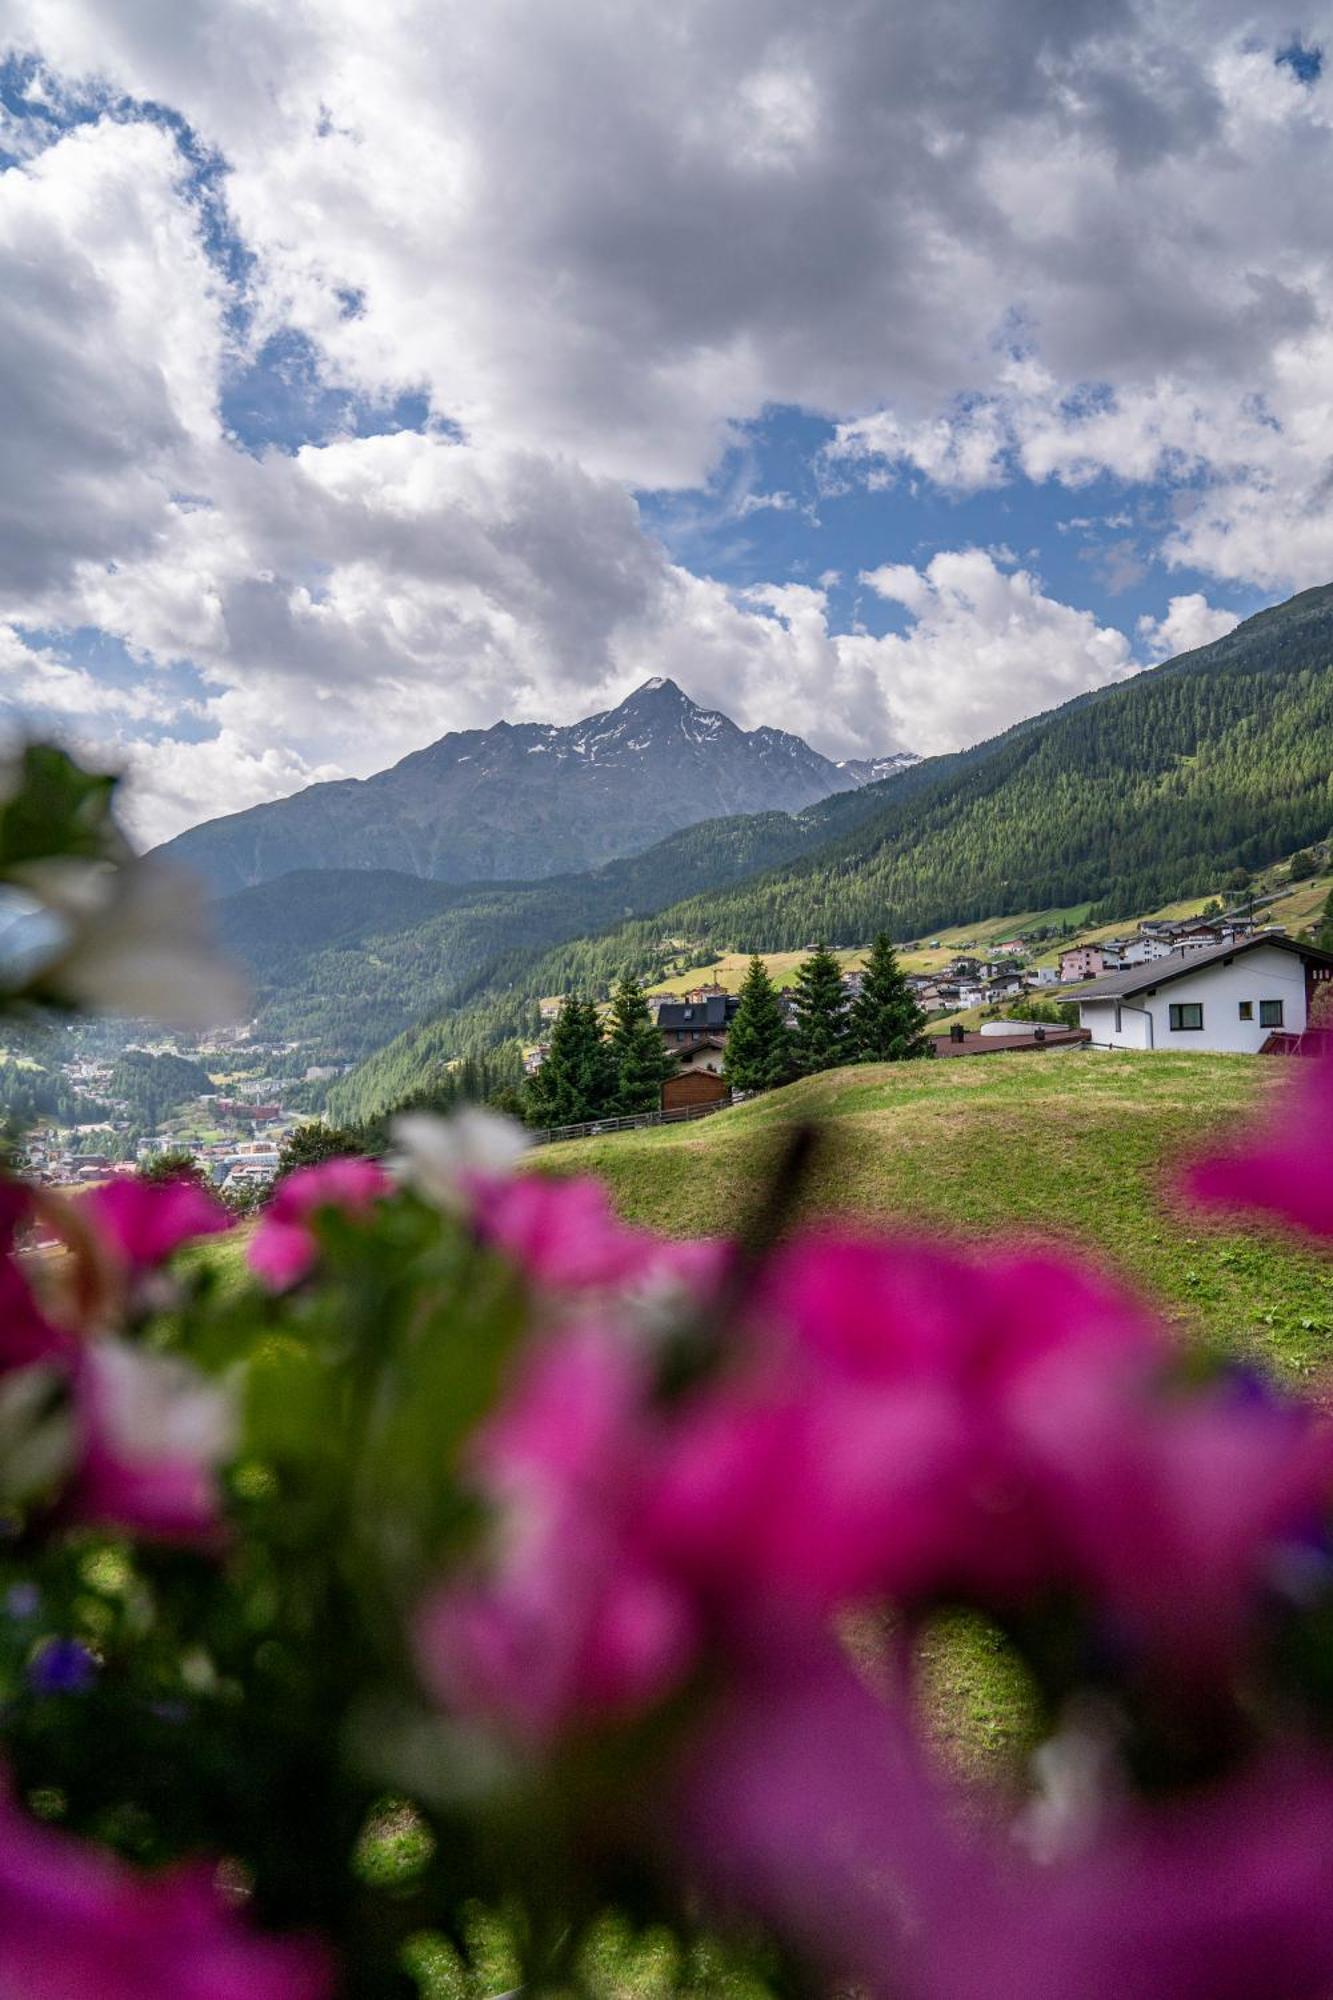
[541,1050,1333,1384]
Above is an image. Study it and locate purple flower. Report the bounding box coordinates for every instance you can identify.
[28,1639,97,1695]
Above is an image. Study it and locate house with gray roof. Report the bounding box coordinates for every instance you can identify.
[1070,933,1333,1053]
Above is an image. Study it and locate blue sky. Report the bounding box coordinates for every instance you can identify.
[0,4,1330,840]
[639,406,1268,645]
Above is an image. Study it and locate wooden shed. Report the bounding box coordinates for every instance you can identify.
[661,1069,731,1113]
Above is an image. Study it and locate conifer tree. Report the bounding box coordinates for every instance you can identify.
[789,945,853,1076]
[723,956,794,1093]
[607,972,675,1114]
[524,997,617,1128]
[849,932,931,1062]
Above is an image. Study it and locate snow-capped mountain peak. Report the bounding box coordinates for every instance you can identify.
[154,678,917,895]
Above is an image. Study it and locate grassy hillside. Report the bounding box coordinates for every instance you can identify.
[538,1052,1333,1379]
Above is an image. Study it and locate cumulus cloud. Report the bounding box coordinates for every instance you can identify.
[855,551,1134,754]
[1137,593,1241,661]
[0,117,223,603]
[8,0,1329,490]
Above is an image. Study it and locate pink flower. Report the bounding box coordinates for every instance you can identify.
[1023,1375,1333,1685]
[943,1755,1333,2000]
[0,1179,71,1370]
[249,1157,391,1289]
[647,1237,1168,1616]
[468,1173,668,1290]
[0,1784,328,1999]
[678,1641,1333,2000]
[66,1341,236,1546]
[1182,1052,1333,1239]
[674,1634,978,1997]
[86,1176,231,1272]
[415,1325,698,1742]
[418,1539,696,1745]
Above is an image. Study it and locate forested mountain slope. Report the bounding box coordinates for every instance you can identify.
[328,583,1333,1121]
[221,783,902,1054]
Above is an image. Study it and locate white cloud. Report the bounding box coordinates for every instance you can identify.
[855,550,1134,754]
[1137,593,1240,661]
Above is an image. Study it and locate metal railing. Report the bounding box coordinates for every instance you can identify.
[529,1096,738,1147]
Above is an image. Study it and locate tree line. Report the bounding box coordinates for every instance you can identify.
[513,936,929,1129]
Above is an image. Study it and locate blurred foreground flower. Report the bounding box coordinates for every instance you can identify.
[0,745,245,1030]
[1183,1051,1333,1239]
[87,1175,232,1275]
[14,857,247,1031]
[393,1106,529,1212]
[0,1174,235,1541]
[0,1784,328,1999]
[248,1156,393,1288]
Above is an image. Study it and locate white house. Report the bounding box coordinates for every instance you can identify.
[1072,935,1333,1053]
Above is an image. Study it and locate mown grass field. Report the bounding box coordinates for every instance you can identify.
[541,1049,1333,1381]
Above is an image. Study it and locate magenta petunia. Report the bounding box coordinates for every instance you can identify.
[468,1172,667,1290]
[0,1177,71,1371]
[0,1783,329,1999]
[249,1157,391,1289]
[86,1175,232,1271]
[1021,1375,1333,1685]
[678,1641,1333,2000]
[416,1323,699,1741]
[1182,1052,1333,1239]
[647,1235,1170,1616]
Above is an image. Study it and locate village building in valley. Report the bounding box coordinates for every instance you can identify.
[1071,935,1333,1053]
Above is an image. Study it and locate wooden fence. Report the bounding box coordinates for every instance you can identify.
[528,1095,738,1148]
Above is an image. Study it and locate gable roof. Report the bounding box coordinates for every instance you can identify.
[655,994,739,1032]
[1071,932,1333,1001]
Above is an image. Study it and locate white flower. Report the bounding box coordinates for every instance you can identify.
[391,1107,529,1212]
[89,1340,237,1469]
[12,856,248,1030]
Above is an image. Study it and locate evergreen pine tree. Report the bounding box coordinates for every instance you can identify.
[525,997,617,1128]
[723,956,794,1093]
[607,973,675,1114]
[849,932,931,1061]
[789,945,854,1075]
